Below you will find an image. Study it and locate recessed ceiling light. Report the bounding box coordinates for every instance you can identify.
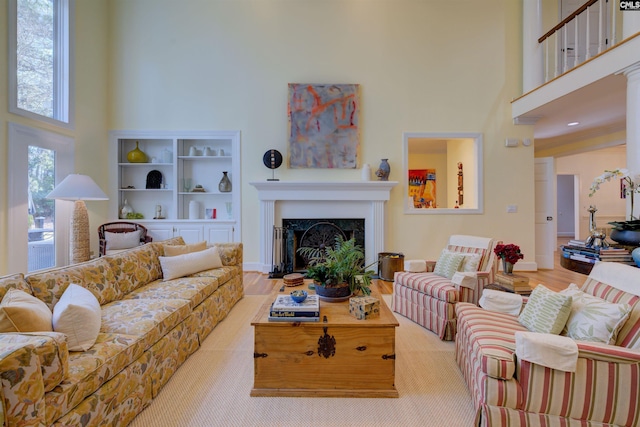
[567,122,579,126]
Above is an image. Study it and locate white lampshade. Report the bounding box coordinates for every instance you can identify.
[46,174,108,201]
[46,174,108,264]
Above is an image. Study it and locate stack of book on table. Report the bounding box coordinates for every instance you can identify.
[268,294,320,322]
[560,244,598,264]
[598,247,635,265]
[561,243,634,265]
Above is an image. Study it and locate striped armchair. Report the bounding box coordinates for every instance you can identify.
[392,235,498,340]
[455,261,640,427]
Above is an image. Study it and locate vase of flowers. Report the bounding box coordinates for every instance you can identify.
[494,243,523,275]
[590,169,640,245]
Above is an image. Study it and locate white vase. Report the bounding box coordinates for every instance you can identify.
[361,164,371,181]
[189,200,201,219]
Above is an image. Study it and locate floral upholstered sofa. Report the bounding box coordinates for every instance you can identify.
[456,261,640,427]
[0,237,243,426]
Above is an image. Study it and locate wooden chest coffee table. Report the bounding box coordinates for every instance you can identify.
[251,282,399,397]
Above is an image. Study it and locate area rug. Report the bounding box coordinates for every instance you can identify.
[129,295,475,426]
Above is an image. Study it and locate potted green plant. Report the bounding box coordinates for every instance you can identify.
[298,236,375,300]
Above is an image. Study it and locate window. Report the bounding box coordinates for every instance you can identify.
[403,132,484,214]
[8,0,74,128]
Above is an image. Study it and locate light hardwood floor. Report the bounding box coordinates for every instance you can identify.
[243,239,587,295]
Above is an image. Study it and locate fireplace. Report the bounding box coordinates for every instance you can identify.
[283,218,365,272]
[249,181,397,273]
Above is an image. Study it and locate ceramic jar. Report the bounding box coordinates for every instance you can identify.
[127,141,148,163]
[218,171,232,192]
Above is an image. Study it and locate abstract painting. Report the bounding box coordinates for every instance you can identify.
[408,169,436,208]
[288,83,360,169]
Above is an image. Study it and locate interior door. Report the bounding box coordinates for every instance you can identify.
[535,157,557,269]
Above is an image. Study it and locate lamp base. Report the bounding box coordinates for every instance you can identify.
[70,200,90,264]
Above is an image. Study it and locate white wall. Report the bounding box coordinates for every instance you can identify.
[556,146,626,239]
[0,0,540,272]
[105,0,537,267]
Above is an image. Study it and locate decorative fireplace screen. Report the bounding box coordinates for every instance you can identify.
[283,218,365,273]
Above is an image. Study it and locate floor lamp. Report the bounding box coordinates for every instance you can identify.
[47,174,108,264]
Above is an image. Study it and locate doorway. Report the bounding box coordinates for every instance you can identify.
[8,123,74,273]
[557,174,577,238]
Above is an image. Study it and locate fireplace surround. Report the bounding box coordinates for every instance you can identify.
[249,181,398,273]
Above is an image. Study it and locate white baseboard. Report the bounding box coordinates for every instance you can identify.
[511,261,538,272]
[243,262,270,273]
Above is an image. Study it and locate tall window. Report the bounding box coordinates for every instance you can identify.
[8,0,74,128]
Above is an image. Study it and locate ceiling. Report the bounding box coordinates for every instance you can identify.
[524,73,627,153]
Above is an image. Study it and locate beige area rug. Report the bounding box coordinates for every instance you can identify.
[129,295,475,426]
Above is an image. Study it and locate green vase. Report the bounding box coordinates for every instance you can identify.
[127,141,148,163]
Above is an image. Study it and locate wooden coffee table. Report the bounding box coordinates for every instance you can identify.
[251,282,399,397]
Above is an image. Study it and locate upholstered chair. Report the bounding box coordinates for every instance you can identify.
[392,234,498,340]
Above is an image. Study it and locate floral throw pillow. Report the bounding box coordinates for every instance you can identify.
[433,251,465,280]
[560,283,632,344]
[518,284,573,334]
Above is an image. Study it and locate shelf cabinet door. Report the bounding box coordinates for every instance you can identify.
[205,224,233,243]
[144,223,174,242]
[174,224,204,244]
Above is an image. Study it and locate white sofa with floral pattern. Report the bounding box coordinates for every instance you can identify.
[0,236,243,426]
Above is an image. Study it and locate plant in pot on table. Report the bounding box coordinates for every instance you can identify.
[494,243,523,275]
[589,168,640,246]
[298,236,375,301]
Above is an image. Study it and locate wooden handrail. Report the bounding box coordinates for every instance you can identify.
[538,0,600,43]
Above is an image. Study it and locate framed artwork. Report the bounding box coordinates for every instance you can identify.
[408,169,436,208]
[288,83,360,169]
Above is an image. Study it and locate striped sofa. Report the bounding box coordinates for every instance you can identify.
[455,262,640,427]
[392,235,498,340]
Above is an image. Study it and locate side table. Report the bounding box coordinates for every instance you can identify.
[494,272,531,295]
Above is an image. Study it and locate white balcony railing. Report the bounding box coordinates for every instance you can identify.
[540,0,623,82]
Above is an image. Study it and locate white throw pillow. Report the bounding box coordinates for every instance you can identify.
[460,253,482,272]
[560,283,632,344]
[0,289,53,332]
[159,247,223,281]
[105,230,142,250]
[52,284,101,351]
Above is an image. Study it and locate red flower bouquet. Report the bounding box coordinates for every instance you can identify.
[494,244,524,264]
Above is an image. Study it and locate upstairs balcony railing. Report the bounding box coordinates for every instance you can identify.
[539,0,623,82]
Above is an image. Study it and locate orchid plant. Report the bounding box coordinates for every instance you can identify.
[589,168,640,221]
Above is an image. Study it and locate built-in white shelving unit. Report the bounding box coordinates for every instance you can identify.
[109,130,241,244]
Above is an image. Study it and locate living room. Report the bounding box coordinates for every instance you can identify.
[1,0,640,426]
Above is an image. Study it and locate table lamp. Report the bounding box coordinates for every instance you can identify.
[47,174,108,264]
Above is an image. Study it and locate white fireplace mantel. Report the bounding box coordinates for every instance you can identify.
[249,181,398,273]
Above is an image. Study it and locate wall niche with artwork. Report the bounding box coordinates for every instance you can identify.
[403,132,483,215]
